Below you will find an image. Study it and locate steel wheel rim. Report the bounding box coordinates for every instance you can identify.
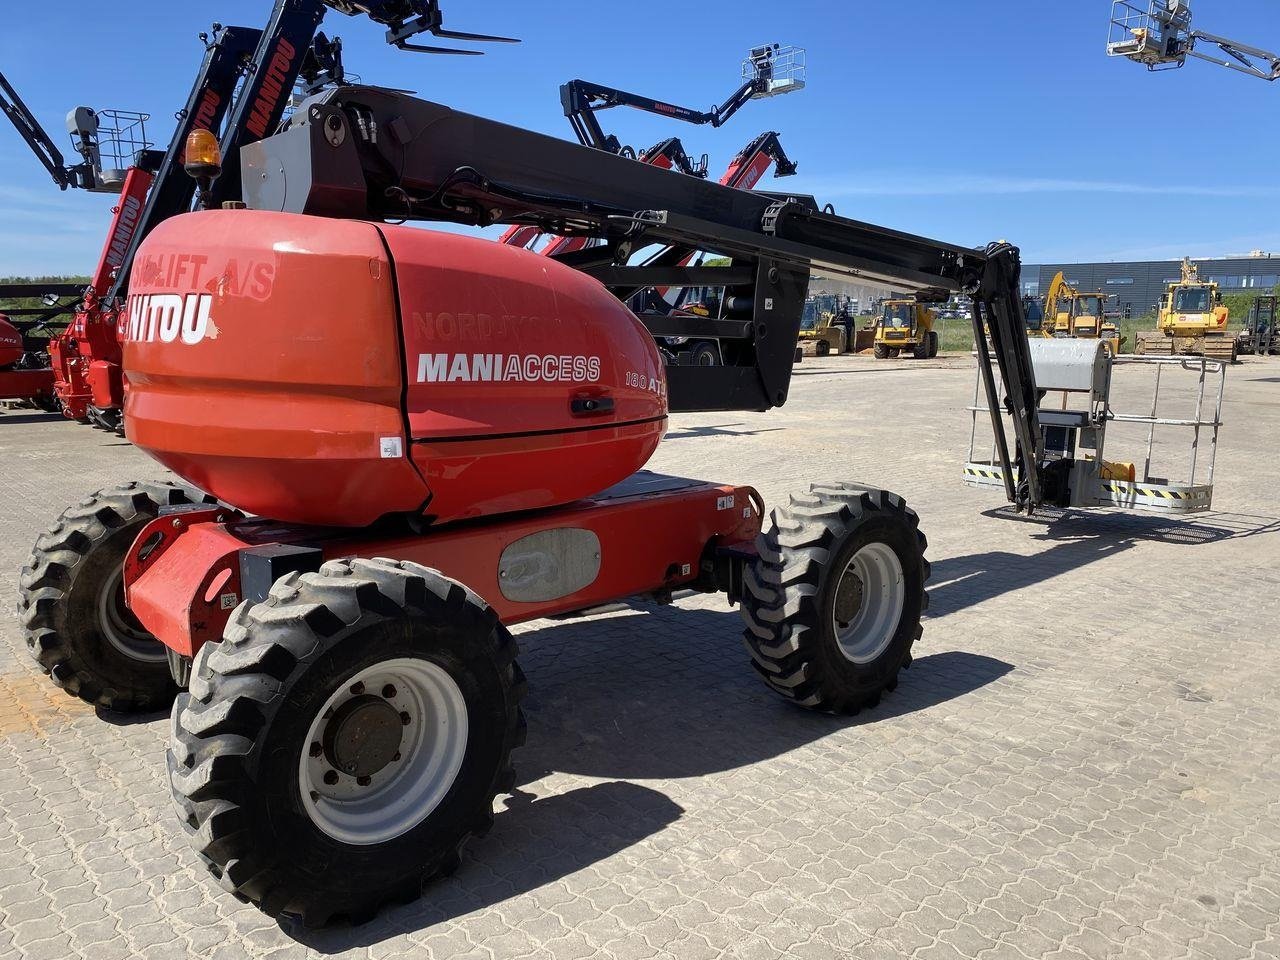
[832,542,905,664]
[300,657,469,846]
[98,566,167,663]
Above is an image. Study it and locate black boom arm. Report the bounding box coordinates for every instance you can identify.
[237,84,1045,507]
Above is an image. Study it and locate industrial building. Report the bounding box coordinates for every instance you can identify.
[1023,255,1280,317]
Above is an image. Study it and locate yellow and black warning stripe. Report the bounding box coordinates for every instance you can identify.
[964,466,1005,480]
[1102,483,1203,501]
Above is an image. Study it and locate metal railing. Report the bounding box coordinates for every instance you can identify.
[87,109,152,171]
[744,45,806,97]
[1106,0,1190,70]
[967,353,1225,491]
[1109,355,1225,487]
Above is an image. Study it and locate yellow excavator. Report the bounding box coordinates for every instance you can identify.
[1041,271,1124,355]
[873,299,938,358]
[1136,258,1235,362]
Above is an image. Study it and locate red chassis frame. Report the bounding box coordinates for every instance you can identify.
[125,474,762,660]
[0,367,56,404]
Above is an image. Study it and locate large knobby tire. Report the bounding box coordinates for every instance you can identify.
[872,343,890,359]
[690,341,721,366]
[927,331,940,358]
[19,481,215,712]
[741,485,930,714]
[169,557,526,927]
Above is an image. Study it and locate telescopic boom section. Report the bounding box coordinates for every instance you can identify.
[240,84,1045,508]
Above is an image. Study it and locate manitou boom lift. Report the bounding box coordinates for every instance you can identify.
[1,1,514,429]
[21,55,1066,925]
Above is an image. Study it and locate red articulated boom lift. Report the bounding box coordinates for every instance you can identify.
[551,53,803,362]
[21,8,1049,927]
[1,42,253,428]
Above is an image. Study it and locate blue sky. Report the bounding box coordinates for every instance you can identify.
[1,0,1278,275]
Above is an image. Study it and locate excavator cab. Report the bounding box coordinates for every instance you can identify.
[1172,285,1213,314]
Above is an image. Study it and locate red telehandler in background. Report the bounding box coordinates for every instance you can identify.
[1,0,515,431]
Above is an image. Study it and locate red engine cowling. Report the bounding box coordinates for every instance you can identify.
[123,211,667,527]
[0,315,24,368]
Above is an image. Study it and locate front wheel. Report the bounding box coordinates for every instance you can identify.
[741,484,930,714]
[19,481,215,712]
[169,557,526,926]
[872,343,889,359]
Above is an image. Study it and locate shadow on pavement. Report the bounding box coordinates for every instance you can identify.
[0,412,64,426]
[285,603,1010,948]
[293,780,684,953]
[96,705,169,726]
[664,422,784,441]
[930,507,1280,616]
[514,606,1010,783]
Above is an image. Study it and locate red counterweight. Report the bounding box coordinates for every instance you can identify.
[123,210,667,527]
[0,315,23,367]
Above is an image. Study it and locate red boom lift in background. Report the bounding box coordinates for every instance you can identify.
[1,0,516,430]
[501,45,803,261]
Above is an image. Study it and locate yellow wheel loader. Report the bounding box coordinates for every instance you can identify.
[873,299,938,359]
[798,294,873,356]
[1136,258,1236,362]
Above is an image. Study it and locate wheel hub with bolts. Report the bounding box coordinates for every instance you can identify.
[322,693,404,779]
[301,657,469,845]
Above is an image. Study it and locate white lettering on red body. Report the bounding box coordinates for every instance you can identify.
[416,353,602,384]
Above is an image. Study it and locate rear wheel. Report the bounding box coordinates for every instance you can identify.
[872,343,889,359]
[19,481,215,712]
[169,557,526,926]
[690,341,721,366]
[741,484,929,714]
[927,330,940,358]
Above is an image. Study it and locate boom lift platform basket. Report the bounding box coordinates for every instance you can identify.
[965,339,1224,514]
[742,44,806,98]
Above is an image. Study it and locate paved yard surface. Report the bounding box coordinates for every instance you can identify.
[1,354,1278,960]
